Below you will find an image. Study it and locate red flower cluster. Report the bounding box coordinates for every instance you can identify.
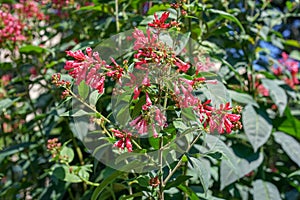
[64,47,124,94]
[273,52,299,88]
[148,12,171,29]
[112,129,133,152]
[197,101,242,134]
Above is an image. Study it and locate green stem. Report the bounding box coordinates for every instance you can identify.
[68,89,111,124]
[162,131,202,186]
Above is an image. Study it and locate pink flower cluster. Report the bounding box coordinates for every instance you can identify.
[14,0,46,21]
[0,9,26,43]
[273,52,299,88]
[0,1,47,46]
[64,47,124,94]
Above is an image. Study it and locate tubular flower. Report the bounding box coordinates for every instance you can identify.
[64,47,124,94]
[142,92,152,110]
[132,28,158,50]
[148,12,170,29]
[112,129,133,152]
[130,115,148,134]
[209,102,241,134]
[155,108,166,127]
[197,100,214,128]
[151,124,159,138]
[174,58,190,73]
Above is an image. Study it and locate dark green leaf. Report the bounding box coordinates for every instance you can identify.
[165,175,193,190]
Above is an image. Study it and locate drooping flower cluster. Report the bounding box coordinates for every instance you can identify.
[64,47,124,94]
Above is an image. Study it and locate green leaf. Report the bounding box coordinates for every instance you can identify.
[173,120,188,131]
[78,81,89,100]
[207,9,245,33]
[274,132,300,167]
[165,175,193,190]
[261,79,287,116]
[188,157,211,194]
[205,135,240,176]
[288,170,300,178]
[228,90,259,107]
[0,98,13,114]
[89,90,102,106]
[242,105,273,152]
[253,180,281,200]
[19,45,47,54]
[204,80,231,107]
[147,4,170,15]
[60,146,74,163]
[278,117,300,140]
[60,109,91,117]
[136,176,150,187]
[119,192,144,200]
[78,168,90,180]
[282,39,300,48]
[177,184,200,200]
[220,150,263,189]
[92,161,141,200]
[53,165,82,183]
[290,50,300,61]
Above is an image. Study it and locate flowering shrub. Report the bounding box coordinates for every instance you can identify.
[0,0,300,200]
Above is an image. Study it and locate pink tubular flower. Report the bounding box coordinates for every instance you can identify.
[130,115,148,134]
[151,124,159,138]
[112,129,133,152]
[133,86,141,99]
[155,108,166,127]
[174,58,190,72]
[142,92,152,110]
[195,57,215,75]
[132,28,158,50]
[148,12,170,29]
[64,47,121,94]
